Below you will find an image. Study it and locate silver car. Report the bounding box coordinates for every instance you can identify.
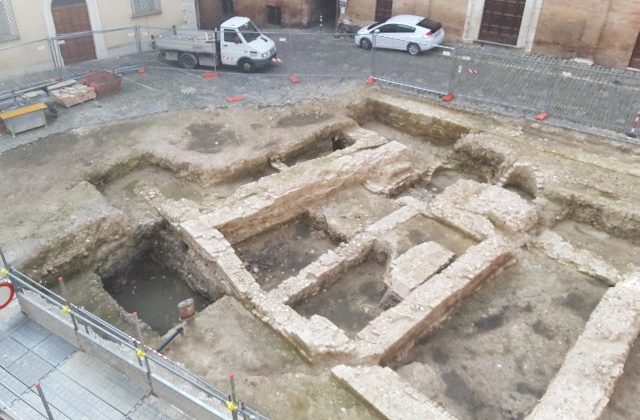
[355,15,445,56]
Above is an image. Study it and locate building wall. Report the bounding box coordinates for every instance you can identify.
[235,0,308,27]
[593,0,639,68]
[0,0,185,77]
[1,1,61,76]
[343,0,640,69]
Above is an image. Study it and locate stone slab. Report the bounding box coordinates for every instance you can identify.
[535,230,621,285]
[356,236,515,363]
[385,241,455,298]
[331,364,458,420]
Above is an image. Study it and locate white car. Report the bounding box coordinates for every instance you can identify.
[355,15,445,56]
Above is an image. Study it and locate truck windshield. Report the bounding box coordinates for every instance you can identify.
[239,21,261,43]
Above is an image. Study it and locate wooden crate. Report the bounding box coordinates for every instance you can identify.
[50,84,97,108]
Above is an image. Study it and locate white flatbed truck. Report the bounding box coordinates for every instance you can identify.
[152,16,277,73]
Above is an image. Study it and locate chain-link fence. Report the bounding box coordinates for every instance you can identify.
[1,25,639,137]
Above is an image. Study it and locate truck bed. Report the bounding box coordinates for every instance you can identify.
[153,28,218,54]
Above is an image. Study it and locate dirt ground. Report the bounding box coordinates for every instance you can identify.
[1,88,640,419]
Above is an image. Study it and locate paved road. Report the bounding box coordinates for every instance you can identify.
[1,29,639,154]
[0,312,188,420]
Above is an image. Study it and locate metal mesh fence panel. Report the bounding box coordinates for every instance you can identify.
[451,50,556,114]
[0,0,19,43]
[0,39,57,93]
[55,27,144,80]
[548,64,640,132]
[371,34,456,95]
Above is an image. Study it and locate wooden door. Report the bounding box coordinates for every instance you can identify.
[52,0,96,64]
[479,0,526,46]
[630,32,640,69]
[375,0,393,23]
[198,0,224,30]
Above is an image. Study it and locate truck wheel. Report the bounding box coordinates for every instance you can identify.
[179,53,197,69]
[238,58,254,73]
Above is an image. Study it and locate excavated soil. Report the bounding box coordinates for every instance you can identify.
[2,90,640,420]
[391,251,607,420]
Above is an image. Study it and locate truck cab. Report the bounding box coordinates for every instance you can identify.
[219,17,276,72]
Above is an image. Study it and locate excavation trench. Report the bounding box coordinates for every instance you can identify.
[233,214,340,291]
[293,249,392,337]
[390,250,607,420]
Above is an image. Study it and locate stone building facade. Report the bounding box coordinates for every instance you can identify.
[182,0,639,69]
[345,0,640,69]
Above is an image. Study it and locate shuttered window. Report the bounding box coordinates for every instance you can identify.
[130,0,162,18]
[0,0,19,43]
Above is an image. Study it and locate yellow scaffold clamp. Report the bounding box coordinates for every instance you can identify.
[0,268,8,278]
[135,348,146,360]
[62,305,71,315]
[225,400,238,412]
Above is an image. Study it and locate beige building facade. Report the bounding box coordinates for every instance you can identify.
[345,0,640,69]
[0,0,186,75]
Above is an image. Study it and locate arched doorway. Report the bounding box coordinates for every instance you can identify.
[52,0,96,64]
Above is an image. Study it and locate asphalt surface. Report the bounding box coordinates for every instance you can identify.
[1,29,639,153]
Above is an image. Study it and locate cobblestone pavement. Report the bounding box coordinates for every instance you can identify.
[1,30,639,154]
[0,312,188,420]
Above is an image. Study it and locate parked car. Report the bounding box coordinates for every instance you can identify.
[355,15,444,55]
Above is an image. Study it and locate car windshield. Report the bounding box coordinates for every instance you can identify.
[367,22,379,30]
[239,21,261,43]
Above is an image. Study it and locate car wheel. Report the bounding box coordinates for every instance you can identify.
[407,43,421,56]
[238,58,254,73]
[360,38,373,50]
[179,53,197,69]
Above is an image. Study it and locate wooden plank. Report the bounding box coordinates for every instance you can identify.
[0,103,48,120]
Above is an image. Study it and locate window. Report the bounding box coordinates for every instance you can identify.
[0,0,19,43]
[130,0,162,18]
[239,21,260,43]
[221,0,234,16]
[377,24,397,33]
[396,25,416,33]
[223,29,241,44]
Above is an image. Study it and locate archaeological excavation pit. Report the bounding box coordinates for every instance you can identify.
[232,214,341,291]
[390,250,607,420]
[293,249,392,337]
[6,89,640,420]
[386,214,477,256]
[98,224,222,334]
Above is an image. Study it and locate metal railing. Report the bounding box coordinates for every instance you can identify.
[0,248,269,420]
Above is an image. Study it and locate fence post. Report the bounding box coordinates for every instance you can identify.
[134,25,142,54]
[370,34,377,79]
[0,246,8,270]
[57,276,79,333]
[447,46,458,96]
[543,61,562,117]
[35,383,54,420]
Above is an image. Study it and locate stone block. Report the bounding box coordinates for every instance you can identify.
[331,365,457,420]
[385,242,454,299]
[535,230,621,285]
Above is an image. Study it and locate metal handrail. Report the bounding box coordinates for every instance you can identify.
[1,260,269,420]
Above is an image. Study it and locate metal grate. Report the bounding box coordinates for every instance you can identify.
[0,0,19,43]
[130,0,162,18]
